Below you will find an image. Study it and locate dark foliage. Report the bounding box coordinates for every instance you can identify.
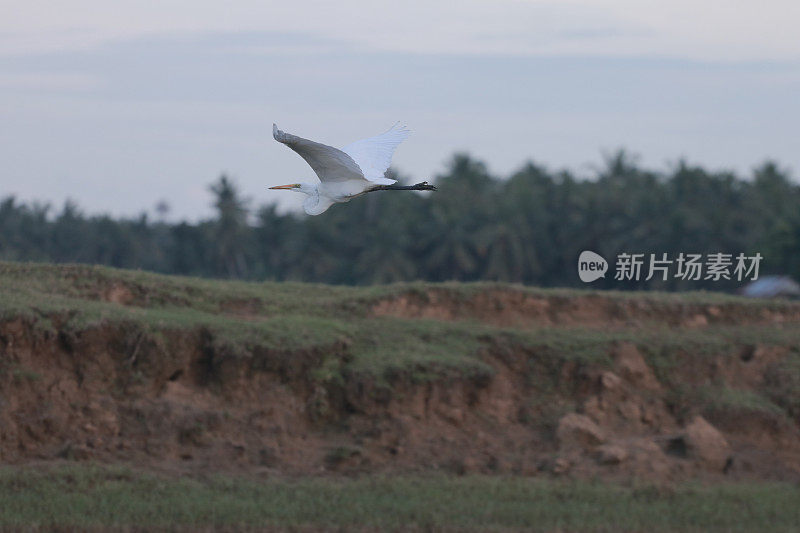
[1,152,798,289]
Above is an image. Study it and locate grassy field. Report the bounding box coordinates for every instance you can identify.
[1,464,798,532]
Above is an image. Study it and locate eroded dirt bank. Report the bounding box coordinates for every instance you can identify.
[1,273,800,483]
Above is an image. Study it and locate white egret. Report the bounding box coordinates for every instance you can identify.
[270,123,436,215]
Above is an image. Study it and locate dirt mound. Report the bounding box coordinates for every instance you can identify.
[2,319,798,482]
[1,266,799,483]
[371,287,800,327]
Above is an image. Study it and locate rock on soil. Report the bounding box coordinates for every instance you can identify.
[556,413,606,450]
[681,416,732,471]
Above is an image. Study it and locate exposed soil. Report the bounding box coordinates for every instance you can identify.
[2,286,800,484]
[372,287,800,327]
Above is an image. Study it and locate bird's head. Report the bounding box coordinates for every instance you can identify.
[269,183,316,195]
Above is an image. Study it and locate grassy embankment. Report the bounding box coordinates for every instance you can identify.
[1,261,798,418]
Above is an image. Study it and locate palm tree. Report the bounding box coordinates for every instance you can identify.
[209,175,250,278]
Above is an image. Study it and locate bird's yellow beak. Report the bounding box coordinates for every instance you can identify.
[269,183,300,190]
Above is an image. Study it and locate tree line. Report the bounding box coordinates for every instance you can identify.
[1,151,798,290]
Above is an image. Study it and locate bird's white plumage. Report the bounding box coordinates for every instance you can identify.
[341,122,409,185]
[303,191,335,216]
[271,122,413,215]
[272,124,364,183]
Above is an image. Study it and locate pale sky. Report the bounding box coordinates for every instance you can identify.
[1,1,799,219]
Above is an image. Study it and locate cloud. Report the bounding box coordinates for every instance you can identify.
[1,1,798,61]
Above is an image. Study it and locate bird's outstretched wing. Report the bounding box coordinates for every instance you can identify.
[341,123,410,185]
[273,124,366,183]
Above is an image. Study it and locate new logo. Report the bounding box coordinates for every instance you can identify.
[578,250,608,282]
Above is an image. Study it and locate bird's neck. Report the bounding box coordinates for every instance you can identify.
[303,191,334,215]
[298,183,318,196]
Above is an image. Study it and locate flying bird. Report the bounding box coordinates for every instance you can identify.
[270,123,436,215]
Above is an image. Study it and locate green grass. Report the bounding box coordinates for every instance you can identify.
[661,383,791,426]
[701,386,787,417]
[0,465,798,532]
[0,261,796,320]
[346,318,492,382]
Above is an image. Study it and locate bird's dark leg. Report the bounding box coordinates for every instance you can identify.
[367,181,437,193]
